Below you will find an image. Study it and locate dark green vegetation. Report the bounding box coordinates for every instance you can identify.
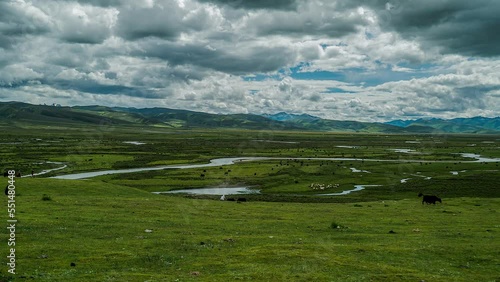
[2,101,499,133]
[1,122,499,281]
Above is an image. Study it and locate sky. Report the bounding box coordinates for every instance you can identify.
[0,0,499,122]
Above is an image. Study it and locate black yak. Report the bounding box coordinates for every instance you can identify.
[237,197,247,202]
[418,193,442,205]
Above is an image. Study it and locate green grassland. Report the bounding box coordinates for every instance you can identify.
[2,179,499,281]
[1,126,499,281]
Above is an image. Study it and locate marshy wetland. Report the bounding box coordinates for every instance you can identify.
[1,125,499,281]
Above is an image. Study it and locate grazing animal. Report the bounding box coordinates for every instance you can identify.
[237,198,247,202]
[3,171,8,177]
[418,193,442,205]
[220,195,225,201]
[4,185,9,196]
[15,172,21,177]
[226,198,235,201]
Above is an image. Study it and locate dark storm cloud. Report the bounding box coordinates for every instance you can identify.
[387,1,500,57]
[345,0,500,57]
[60,0,124,7]
[0,35,16,50]
[55,5,115,45]
[130,65,207,88]
[135,41,296,75]
[197,0,298,10]
[251,11,367,38]
[43,43,113,76]
[60,29,112,45]
[116,3,184,40]
[47,77,158,98]
[0,1,51,49]
[455,85,500,102]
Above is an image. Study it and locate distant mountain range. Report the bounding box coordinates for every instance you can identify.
[1,101,499,134]
[385,117,500,133]
[262,112,320,122]
[263,112,500,134]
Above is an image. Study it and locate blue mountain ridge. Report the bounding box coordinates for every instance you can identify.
[384,116,500,132]
[262,112,320,122]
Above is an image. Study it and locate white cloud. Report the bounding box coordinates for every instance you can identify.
[0,65,44,86]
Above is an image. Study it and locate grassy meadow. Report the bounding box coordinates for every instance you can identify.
[1,125,499,281]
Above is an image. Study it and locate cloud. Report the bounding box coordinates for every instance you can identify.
[247,2,368,38]
[352,0,500,57]
[54,3,117,44]
[367,62,500,119]
[0,0,53,49]
[61,0,124,7]
[134,39,297,75]
[198,0,298,10]
[115,1,184,40]
[0,65,44,87]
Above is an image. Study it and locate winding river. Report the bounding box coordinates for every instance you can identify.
[50,153,500,180]
[21,161,67,178]
[51,157,266,180]
[44,153,499,196]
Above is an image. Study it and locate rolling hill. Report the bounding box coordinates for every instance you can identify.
[1,101,498,133]
[0,102,133,126]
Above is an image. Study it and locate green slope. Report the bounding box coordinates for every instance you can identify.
[0,102,133,126]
